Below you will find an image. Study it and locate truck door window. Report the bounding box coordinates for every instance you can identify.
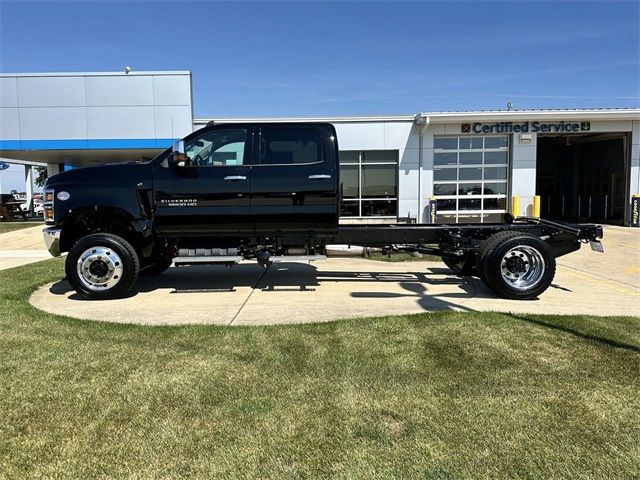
[260,127,322,165]
[184,129,247,167]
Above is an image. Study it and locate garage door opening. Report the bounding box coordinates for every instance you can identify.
[536,133,628,224]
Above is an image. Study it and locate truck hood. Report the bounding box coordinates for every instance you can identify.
[45,162,153,189]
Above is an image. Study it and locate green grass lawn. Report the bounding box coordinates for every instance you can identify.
[1,260,639,479]
[0,220,42,234]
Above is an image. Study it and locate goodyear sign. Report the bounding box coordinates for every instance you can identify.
[462,121,591,134]
[632,195,640,228]
[427,197,437,224]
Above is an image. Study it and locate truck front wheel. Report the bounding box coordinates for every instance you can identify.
[65,233,140,300]
[480,231,555,300]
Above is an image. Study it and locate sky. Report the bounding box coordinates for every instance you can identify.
[1,0,639,190]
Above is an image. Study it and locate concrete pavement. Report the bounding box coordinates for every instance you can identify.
[29,226,639,325]
[0,225,50,270]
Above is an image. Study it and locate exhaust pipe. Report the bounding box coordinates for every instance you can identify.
[325,244,382,257]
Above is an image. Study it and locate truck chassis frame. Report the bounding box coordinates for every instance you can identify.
[333,216,602,257]
[161,216,603,301]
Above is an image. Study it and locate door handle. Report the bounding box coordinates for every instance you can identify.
[224,175,247,181]
[309,174,331,179]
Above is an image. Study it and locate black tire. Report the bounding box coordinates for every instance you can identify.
[479,231,555,300]
[442,255,476,276]
[476,231,520,291]
[140,255,173,276]
[65,233,140,300]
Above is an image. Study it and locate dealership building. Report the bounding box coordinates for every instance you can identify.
[1,71,639,225]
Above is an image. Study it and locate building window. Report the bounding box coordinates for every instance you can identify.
[339,150,398,217]
[433,136,509,223]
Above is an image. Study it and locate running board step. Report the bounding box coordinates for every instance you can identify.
[270,255,327,263]
[174,256,243,265]
[178,248,239,257]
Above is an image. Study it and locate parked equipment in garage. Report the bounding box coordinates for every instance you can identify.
[536,133,628,223]
[41,122,603,300]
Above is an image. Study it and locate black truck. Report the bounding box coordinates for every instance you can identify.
[42,122,603,300]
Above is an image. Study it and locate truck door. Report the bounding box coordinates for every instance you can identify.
[153,126,254,235]
[251,124,339,234]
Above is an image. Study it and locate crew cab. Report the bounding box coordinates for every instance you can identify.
[42,122,603,300]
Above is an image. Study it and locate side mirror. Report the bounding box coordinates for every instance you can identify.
[169,140,189,167]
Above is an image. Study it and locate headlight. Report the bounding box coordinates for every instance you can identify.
[44,189,55,222]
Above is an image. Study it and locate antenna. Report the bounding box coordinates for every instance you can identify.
[124,66,131,74]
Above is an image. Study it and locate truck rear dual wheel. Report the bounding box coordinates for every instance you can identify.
[65,233,140,300]
[477,231,556,300]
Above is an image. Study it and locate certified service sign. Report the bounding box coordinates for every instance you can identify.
[57,191,71,201]
[462,121,591,134]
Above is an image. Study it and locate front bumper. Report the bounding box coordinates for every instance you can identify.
[43,227,61,257]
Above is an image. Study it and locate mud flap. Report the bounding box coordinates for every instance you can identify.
[590,240,604,253]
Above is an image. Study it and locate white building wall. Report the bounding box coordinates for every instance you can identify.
[333,122,385,150]
[385,122,420,220]
[0,71,193,148]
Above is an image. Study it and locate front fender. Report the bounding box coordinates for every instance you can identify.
[57,205,155,257]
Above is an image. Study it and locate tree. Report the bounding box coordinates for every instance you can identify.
[34,167,48,188]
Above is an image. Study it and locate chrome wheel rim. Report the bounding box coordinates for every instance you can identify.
[500,245,545,290]
[76,246,123,291]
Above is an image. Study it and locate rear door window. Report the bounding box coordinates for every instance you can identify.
[259,127,323,165]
